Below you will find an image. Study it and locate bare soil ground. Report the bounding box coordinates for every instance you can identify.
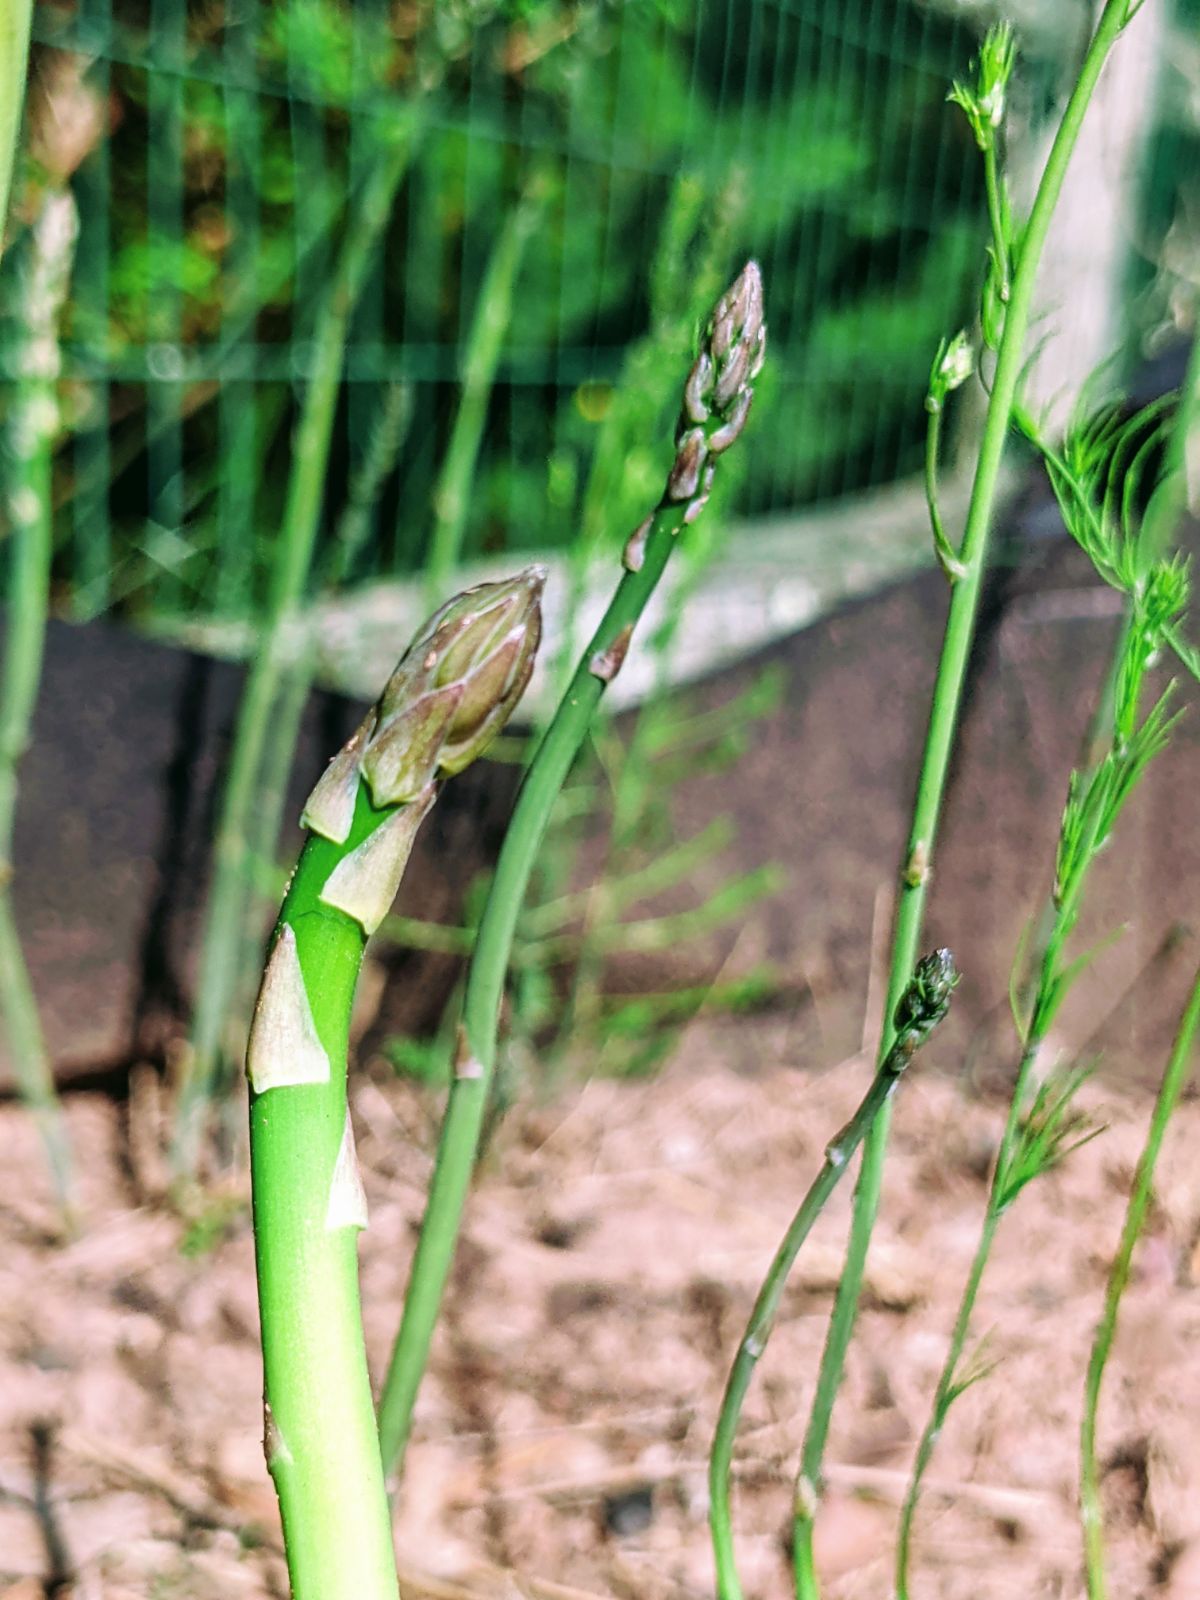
[2,1010,1200,1600]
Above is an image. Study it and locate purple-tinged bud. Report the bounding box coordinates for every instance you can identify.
[708,389,753,456]
[710,260,764,368]
[667,428,707,502]
[438,620,539,775]
[623,516,652,573]
[748,324,767,382]
[362,684,464,806]
[710,304,737,363]
[739,263,765,343]
[714,342,752,413]
[589,623,634,684]
[683,350,715,424]
[359,566,545,803]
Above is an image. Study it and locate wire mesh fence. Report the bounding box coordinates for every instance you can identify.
[4,0,1193,630]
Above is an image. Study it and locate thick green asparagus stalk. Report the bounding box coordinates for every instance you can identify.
[708,952,959,1600]
[792,9,1145,1590]
[249,570,542,1600]
[0,192,77,1215]
[377,261,767,1478]
[173,116,421,1178]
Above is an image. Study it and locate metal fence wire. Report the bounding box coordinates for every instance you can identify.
[8,0,1195,625]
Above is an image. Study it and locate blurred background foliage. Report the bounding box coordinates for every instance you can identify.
[5,0,1011,624]
[1,0,1196,1093]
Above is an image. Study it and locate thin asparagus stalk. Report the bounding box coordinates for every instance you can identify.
[0,0,31,256]
[791,11,1144,1592]
[0,192,77,1216]
[924,332,973,582]
[424,173,547,603]
[1075,355,1200,1600]
[173,117,421,1178]
[376,260,767,1479]
[708,952,960,1600]
[249,570,542,1600]
[894,557,1187,1597]
[329,380,414,587]
[1080,967,1200,1599]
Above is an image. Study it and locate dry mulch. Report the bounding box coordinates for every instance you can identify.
[2,1010,1200,1600]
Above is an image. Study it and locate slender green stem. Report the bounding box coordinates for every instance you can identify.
[707,952,957,1600]
[896,601,1175,1594]
[713,1071,905,1600]
[983,144,1009,310]
[709,948,954,1600]
[524,865,780,964]
[893,1046,1031,1597]
[378,498,685,1472]
[792,7,1140,1591]
[520,817,734,937]
[0,194,76,1217]
[377,262,767,1479]
[424,176,546,603]
[793,1130,887,1600]
[329,381,414,588]
[1080,968,1200,1598]
[174,121,419,1177]
[0,0,31,257]
[924,401,966,581]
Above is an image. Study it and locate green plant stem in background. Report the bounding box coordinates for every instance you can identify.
[708,954,959,1600]
[377,261,767,1480]
[0,0,31,253]
[983,143,1010,314]
[249,571,542,1600]
[329,380,415,588]
[173,119,420,1178]
[924,332,973,582]
[0,194,77,1217]
[379,498,694,1468]
[1080,967,1200,1600]
[1008,341,1200,1063]
[924,401,963,581]
[895,558,1185,1593]
[792,8,1142,1594]
[424,174,547,603]
[891,1054,1032,1597]
[550,175,748,1051]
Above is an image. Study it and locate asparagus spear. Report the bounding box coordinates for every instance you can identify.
[248,569,543,1600]
[377,260,767,1478]
[0,193,78,1216]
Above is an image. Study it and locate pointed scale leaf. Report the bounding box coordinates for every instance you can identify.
[320,786,436,934]
[246,925,331,1093]
[302,713,375,844]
